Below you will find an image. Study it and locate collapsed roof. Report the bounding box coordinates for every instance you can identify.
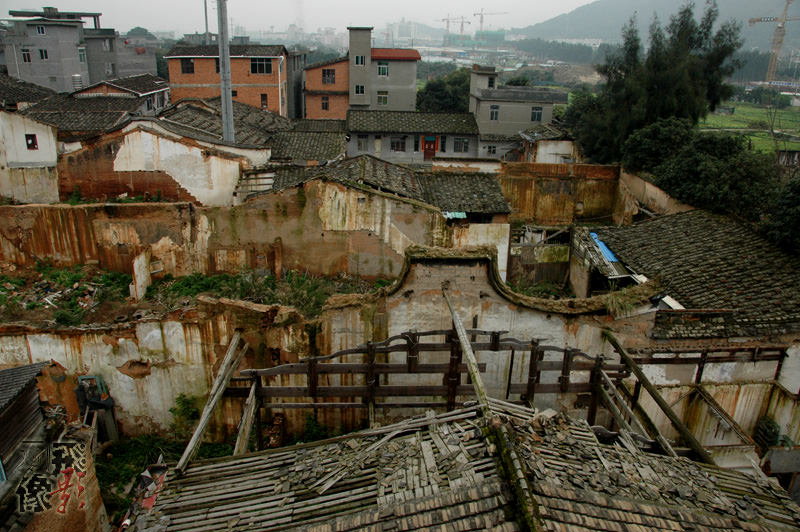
[132,402,800,531]
[249,154,511,216]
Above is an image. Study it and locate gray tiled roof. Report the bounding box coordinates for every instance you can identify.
[422,173,510,214]
[520,123,571,141]
[22,93,141,134]
[595,210,800,336]
[318,154,427,201]
[479,133,522,142]
[158,98,292,146]
[265,155,509,214]
[0,74,55,108]
[473,87,568,104]
[0,362,47,412]
[87,73,168,96]
[165,44,287,57]
[268,131,347,161]
[515,412,800,532]
[291,119,346,132]
[347,110,479,135]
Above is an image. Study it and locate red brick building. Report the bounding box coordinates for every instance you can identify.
[304,57,349,120]
[165,44,289,117]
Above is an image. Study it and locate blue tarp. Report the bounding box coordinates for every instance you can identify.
[590,232,619,262]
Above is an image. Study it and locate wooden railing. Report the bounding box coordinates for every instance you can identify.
[224,329,629,410]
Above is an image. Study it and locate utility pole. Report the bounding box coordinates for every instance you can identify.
[217,0,234,143]
[203,0,210,45]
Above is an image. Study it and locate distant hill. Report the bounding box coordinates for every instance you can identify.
[512,0,800,53]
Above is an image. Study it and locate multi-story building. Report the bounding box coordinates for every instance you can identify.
[165,44,292,117]
[304,56,349,119]
[469,64,568,159]
[84,29,157,82]
[303,27,420,119]
[346,110,479,163]
[2,7,156,92]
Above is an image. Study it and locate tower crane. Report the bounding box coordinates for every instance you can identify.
[473,8,509,34]
[438,15,471,46]
[748,0,800,82]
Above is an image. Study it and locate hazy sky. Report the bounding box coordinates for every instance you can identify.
[0,0,596,36]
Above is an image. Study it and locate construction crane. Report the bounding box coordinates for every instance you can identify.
[438,15,471,46]
[473,8,508,33]
[749,0,800,82]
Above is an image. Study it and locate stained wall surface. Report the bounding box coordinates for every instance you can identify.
[0,112,59,203]
[0,180,451,279]
[498,162,620,224]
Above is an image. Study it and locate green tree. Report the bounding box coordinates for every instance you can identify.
[126,26,157,40]
[621,117,695,172]
[652,133,780,223]
[761,172,800,254]
[504,76,530,86]
[564,1,742,163]
[416,68,470,113]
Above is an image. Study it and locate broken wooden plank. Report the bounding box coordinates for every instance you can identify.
[233,380,258,456]
[442,286,490,415]
[603,331,715,465]
[176,332,246,475]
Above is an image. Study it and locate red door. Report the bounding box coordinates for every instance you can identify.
[423,136,436,160]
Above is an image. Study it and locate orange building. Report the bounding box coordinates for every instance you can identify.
[303,57,349,119]
[165,44,289,117]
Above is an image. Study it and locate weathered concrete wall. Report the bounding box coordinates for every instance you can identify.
[57,132,199,204]
[1,247,797,441]
[0,112,59,203]
[0,299,308,438]
[452,223,510,281]
[768,384,800,443]
[239,180,447,278]
[779,345,800,395]
[534,140,578,164]
[0,181,450,279]
[613,170,693,225]
[431,159,502,173]
[316,249,653,427]
[0,166,59,204]
[639,381,800,459]
[498,162,620,224]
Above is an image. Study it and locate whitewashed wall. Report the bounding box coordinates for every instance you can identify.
[0,112,59,203]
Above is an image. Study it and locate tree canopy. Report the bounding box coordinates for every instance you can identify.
[620,117,793,252]
[564,1,742,163]
[126,26,157,40]
[416,68,470,113]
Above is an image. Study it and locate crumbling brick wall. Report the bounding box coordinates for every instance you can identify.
[57,130,199,203]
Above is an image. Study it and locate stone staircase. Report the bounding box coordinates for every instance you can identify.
[233,171,275,205]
